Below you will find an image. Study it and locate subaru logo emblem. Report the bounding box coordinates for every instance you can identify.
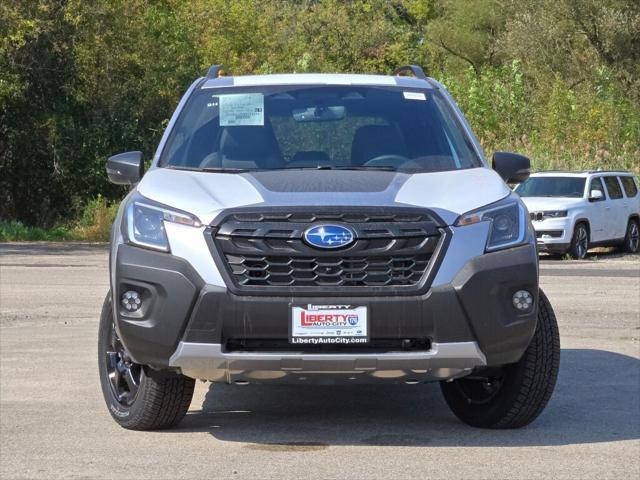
[304,224,355,249]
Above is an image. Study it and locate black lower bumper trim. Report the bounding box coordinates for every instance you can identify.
[114,244,204,366]
[114,243,538,368]
[537,242,570,254]
[224,337,431,353]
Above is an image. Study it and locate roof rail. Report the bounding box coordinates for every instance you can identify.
[206,64,224,78]
[392,65,427,79]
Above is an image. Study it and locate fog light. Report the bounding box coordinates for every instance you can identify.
[121,290,142,312]
[512,290,533,312]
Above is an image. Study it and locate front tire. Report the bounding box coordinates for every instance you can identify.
[623,219,639,253]
[568,222,589,259]
[98,293,195,430]
[440,289,560,429]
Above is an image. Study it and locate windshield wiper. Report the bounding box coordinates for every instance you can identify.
[200,167,250,173]
[166,165,249,173]
[166,165,397,173]
[280,165,397,171]
[332,165,397,171]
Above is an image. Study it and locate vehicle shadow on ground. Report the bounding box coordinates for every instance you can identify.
[174,349,639,447]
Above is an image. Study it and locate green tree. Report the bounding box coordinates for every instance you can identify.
[0,0,638,230]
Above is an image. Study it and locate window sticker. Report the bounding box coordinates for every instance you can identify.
[218,93,264,126]
[403,91,426,101]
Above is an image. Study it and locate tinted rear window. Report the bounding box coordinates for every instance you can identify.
[603,176,623,199]
[620,176,638,197]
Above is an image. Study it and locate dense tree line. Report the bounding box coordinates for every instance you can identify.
[1,0,639,227]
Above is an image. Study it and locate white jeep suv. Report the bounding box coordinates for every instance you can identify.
[516,171,640,258]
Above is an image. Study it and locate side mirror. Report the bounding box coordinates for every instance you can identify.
[589,190,604,201]
[492,151,531,184]
[106,151,144,185]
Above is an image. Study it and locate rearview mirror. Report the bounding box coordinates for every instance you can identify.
[492,151,530,184]
[589,190,604,201]
[106,151,144,185]
[293,106,345,122]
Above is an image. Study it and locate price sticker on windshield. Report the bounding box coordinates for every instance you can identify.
[403,91,426,101]
[219,93,264,126]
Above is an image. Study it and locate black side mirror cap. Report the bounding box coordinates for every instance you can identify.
[492,151,531,184]
[106,151,144,185]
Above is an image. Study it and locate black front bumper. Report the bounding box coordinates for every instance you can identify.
[113,243,539,369]
[537,241,570,254]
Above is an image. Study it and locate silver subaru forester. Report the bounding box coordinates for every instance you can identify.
[99,65,560,430]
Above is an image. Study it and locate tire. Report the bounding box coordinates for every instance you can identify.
[440,289,560,429]
[568,222,589,259]
[622,219,639,253]
[98,292,195,430]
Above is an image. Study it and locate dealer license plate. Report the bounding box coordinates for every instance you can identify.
[290,304,368,345]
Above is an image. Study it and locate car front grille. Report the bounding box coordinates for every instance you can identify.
[206,207,448,295]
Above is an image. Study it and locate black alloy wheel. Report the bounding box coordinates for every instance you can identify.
[104,320,142,406]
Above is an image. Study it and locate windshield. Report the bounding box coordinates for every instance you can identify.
[159,85,482,172]
[516,177,586,198]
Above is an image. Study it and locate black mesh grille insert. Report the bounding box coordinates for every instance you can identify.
[208,207,446,294]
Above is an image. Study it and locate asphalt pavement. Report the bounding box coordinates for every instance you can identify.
[0,243,638,479]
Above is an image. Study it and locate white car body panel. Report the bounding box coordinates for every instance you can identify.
[163,222,226,286]
[520,197,590,245]
[396,168,510,222]
[137,168,264,225]
[603,177,629,238]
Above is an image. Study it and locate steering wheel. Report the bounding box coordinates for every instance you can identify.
[362,154,411,168]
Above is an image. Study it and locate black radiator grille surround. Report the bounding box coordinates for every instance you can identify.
[206,207,449,296]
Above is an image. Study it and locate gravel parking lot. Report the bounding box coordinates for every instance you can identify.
[1,243,638,479]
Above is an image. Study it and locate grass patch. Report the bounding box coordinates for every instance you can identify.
[0,221,77,241]
[0,195,118,242]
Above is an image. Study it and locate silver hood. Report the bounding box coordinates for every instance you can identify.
[136,166,511,225]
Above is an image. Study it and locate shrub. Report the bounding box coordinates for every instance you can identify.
[72,195,119,241]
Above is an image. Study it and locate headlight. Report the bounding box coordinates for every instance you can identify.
[542,210,568,218]
[457,195,527,251]
[124,193,201,252]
